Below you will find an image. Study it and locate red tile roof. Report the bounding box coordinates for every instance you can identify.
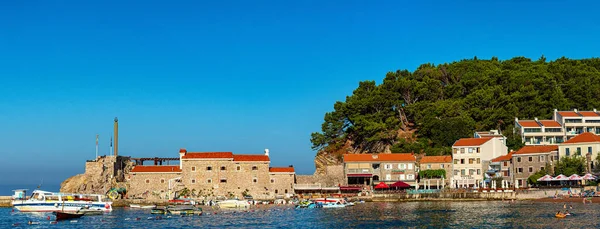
[513,145,558,155]
[233,155,270,161]
[343,153,416,162]
[563,132,600,144]
[131,165,182,173]
[420,155,452,164]
[491,152,513,162]
[539,120,561,128]
[517,120,541,128]
[182,152,234,159]
[453,138,492,147]
[269,167,295,173]
[558,111,580,117]
[579,111,600,117]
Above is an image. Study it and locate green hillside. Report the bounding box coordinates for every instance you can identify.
[311,56,600,158]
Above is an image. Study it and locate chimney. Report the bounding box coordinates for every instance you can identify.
[594,108,597,113]
[534,117,539,122]
[574,109,578,113]
[114,117,119,157]
[179,148,187,169]
[264,149,270,156]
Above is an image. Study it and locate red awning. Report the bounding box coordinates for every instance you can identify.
[340,186,362,191]
[347,174,372,177]
[374,182,389,189]
[390,181,411,188]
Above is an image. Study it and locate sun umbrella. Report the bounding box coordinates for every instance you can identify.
[554,174,569,181]
[537,175,553,182]
[568,174,582,180]
[374,182,389,189]
[582,173,597,180]
[390,181,411,189]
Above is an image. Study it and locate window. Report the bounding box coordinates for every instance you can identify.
[270,179,275,183]
[503,161,508,167]
[454,159,459,164]
[477,148,480,153]
[461,148,465,154]
[518,168,523,173]
[160,179,165,184]
[469,158,474,164]
[540,156,545,162]
[399,174,406,180]
[503,171,508,176]
[566,148,570,156]
[372,164,380,170]
[407,174,414,180]
[275,190,278,194]
[220,166,226,171]
[454,170,459,176]
[469,169,475,175]
[477,169,481,175]
[252,166,258,171]
[145,179,150,184]
[285,189,288,194]
[385,174,391,180]
[252,178,258,183]
[517,157,521,163]
[237,165,241,171]
[220,179,227,183]
[461,169,465,176]
[399,164,406,169]
[427,164,431,169]
[528,157,532,162]
[468,148,473,153]
[441,164,445,169]
[589,147,593,154]
[207,179,212,184]
[528,167,533,173]
[541,167,544,171]
[461,159,465,164]
[384,164,393,170]
[408,163,413,170]
[207,166,213,171]
[191,179,196,184]
[191,166,196,172]
[577,147,581,155]
[453,148,458,154]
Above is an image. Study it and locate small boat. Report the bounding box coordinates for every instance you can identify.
[77,208,104,215]
[218,199,250,209]
[167,206,196,215]
[555,213,566,218]
[151,207,167,214]
[322,202,346,208]
[130,204,156,209]
[12,189,112,213]
[53,211,84,221]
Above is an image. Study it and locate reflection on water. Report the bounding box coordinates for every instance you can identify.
[2,201,600,228]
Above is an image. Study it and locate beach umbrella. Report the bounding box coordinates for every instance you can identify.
[554,174,569,181]
[568,174,582,181]
[582,173,597,180]
[374,182,389,189]
[390,181,411,189]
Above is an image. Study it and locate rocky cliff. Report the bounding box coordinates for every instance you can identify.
[60,156,134,194]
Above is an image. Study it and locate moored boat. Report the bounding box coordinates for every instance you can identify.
[217,199,250,209]
[53,211,84,221]
[12,189,112,213]
[130,204,156,209]
[167,205,196,215]
[151,206,167,214]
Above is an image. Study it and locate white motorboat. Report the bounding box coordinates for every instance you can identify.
[322,202,346,208]
[217,199,250,209]
[130,204,156,209]
[12,189,112,213]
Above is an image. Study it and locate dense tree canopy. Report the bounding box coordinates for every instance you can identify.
[311,57,600,157]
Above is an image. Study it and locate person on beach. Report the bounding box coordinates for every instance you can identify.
[569,205,573,209]
[563,203,566,209]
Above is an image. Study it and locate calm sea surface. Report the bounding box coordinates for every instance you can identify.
[2,201,600,228]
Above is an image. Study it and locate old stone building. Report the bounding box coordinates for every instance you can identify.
[419,155,452,188]
[127,149,296,200]
[512,145,558,187]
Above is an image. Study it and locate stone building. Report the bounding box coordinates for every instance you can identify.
[127,165,182,199]
[451,137,507,188]
[490,152,514,187]
[419,155,452,188]
[558,132,600,172]
[127,149,296,200]
[343,153,417,187]
[512,145,558,187]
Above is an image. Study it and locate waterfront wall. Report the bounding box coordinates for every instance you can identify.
[0,196,10,207]
[372,189,556,201]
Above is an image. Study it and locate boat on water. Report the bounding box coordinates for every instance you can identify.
[130,204,156,209]
[151,206,167,214]
[217,199,250,209]
[167,205,196,215]
[53,211,84,221]
[77,208,105,215]
[12,189,113,213]
[295,201,322,209]
[313,198,347,208]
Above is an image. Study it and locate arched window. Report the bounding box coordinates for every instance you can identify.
[275,190,278,194]
[160,179,165,184]
[253,178,258,183]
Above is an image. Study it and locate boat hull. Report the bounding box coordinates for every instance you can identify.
[13,201,112,212]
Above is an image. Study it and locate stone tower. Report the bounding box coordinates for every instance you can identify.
[114,117,119,157]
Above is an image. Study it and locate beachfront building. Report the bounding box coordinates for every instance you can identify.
[489,152,513,187]
[515,109,600,145]
[558,132,600,172]
[343,153,417,188]
[511,145,558,187]
[451,137,508,188]
[418,155,452,188]
[127,149,296,200]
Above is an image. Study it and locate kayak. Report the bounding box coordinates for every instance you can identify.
[555,214,566,218]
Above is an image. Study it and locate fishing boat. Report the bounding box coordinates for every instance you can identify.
[167,205,196,215]
[130,204,156,209]
[12,189,112,213]
[53,211,84,221]
[217,199,250,209]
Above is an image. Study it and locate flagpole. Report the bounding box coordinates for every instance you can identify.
[95,134,99,159]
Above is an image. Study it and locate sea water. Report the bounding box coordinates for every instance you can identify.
[1,201,599,228]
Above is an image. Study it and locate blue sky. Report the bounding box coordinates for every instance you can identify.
[1,1,599,186]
